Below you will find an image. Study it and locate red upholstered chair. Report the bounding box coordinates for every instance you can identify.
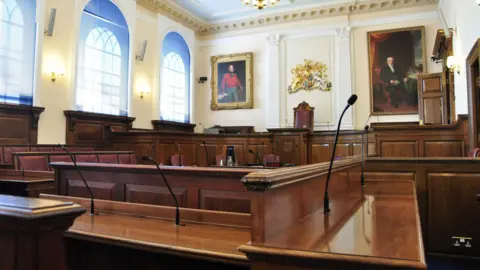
[468,148,480,158]
[215,154,226,166]
[118,154,134,164]
[98,154,119,164]
[32,146,55,152]
[75,154,98,163]
[54,147,74,152]
[74,147,94,152]
[294,101,315,130]
[129,154,136,164]
[4,147,29,164]
[263,154,280,167]
[170,155,185,166]
[18,156,48,171]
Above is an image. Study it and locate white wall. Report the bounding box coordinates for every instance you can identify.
[441,0,480,115]
[196,5,442,131]
[35,0,196,143]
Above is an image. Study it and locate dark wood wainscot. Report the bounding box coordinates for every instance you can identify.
[0,169,54,197]
[51,162,258,213]
[151,120,196,133]
[0,103,44,145]
[371,114,469,158]
[365,157,480,257]
[64,110,135,146]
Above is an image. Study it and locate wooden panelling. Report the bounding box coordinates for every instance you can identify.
[372,115,469,158]
[53,163,252,213]
[151,120,196,133]
[418,73,448,124]
[125,184,187,207]
[428,173,480,256]
[424,140,464,157]
[311,144,330,164]
[66,179,120,201]
[0,104,44,145]
[199,189,251,213]
[423,97,445,124]
[380,141,418,157]
[335,143,350,158]
[65,110,135,146]
[365,157,480,257]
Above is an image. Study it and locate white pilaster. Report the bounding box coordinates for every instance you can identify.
[266,34,281,129]
[334,27,354,130]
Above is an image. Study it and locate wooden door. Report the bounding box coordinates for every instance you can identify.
[418,73,448,125]
[467,39,480,150]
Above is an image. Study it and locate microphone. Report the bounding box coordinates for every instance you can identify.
[58,144,96,216]
[173,141,182,166]
[324,94,357,214]
[361,124,369,187]
[142,156,182,226]
[202,141,209,166]
[8,146,25,178]
[199,122,206,132]
[285,118,289,127]
[248,149,264,168]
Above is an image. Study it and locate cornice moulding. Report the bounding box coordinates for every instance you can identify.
[137,0,438,36]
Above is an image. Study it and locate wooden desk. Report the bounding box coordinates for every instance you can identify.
[0,169,54,196]
[50,162,258,213]
[40,194,251,270]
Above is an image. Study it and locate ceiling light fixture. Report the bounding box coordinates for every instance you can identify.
[241,0,280,10]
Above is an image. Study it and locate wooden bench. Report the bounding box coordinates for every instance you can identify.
[0,144,95,166]
[13,151,136,172]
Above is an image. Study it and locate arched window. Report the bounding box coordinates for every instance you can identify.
[161,32,190,123]
[0,0,36,105]
[76,0,129,116]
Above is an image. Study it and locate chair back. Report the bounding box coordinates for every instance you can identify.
[294,101,315,130]
[469,148,480,158]
[263,154,280,167]
[18,156,48,171]
[170,154,185,166]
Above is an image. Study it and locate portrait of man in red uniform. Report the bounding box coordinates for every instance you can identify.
[217,60,246,104]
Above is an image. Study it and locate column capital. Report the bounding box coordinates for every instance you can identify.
[335,27,351,41]
[266,34,280,47]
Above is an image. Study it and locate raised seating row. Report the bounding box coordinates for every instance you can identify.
[0,145,95,165]
[13,151,136,171]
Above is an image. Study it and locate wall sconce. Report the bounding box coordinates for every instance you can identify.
[446,56,460,74]
[51,71,64,82]
[136,78,151,99]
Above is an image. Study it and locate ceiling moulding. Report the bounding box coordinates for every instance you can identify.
[137,0,438,36]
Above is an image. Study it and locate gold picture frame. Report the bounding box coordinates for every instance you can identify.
[210,52,253,110]
[367,26,426,115]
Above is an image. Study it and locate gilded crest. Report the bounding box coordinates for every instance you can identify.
[287,59,332,94]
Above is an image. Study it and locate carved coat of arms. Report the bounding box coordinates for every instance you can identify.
[288,59,332,94]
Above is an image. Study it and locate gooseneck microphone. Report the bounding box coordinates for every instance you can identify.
[202,141,210,166]
[142,156,182,226]
[59,144,95,216]
[361,125,369,187]
[324,94,358,214]
[248,149,264,168]
[7,146,25,178]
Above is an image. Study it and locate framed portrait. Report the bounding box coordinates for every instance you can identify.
[368,26,426,115]
[210,52,253,110]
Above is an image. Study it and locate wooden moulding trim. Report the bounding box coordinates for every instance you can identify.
[111,130,273,138]
[241,157,362,191]
[366,157,480,164]
[0,103,45,114]
[64,231,249,265]
[40,194,251,229]
[151,120,197,128]
[371,114,468,131]
[14,151,134,156]
[63,110,136,123]
[237,244,426,269]
[49,162,257,176]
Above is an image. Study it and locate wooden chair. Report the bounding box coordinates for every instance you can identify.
[468,148,480,158]
[263,154,280,167]
[294,101,315,130]
[215,154,226,166]
[170,154,185,166]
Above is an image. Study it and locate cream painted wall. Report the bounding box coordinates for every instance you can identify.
[441,0,480,115]
[196,5,443,131]
[352,16,443,127]
[35,0,197,143]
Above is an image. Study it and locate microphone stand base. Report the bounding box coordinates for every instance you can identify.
[174,223,186,227]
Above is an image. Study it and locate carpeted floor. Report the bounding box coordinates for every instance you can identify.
[427,255,480,270]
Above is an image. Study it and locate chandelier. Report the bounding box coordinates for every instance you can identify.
[241,0,280,10]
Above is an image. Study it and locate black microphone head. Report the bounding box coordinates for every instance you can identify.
[202,140,206,144]
[141,156,151,161]
[347,94,358,105]
[248,149,254,154]
[364,125,369,131]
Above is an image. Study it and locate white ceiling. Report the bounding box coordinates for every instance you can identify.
[172,0,349,22]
